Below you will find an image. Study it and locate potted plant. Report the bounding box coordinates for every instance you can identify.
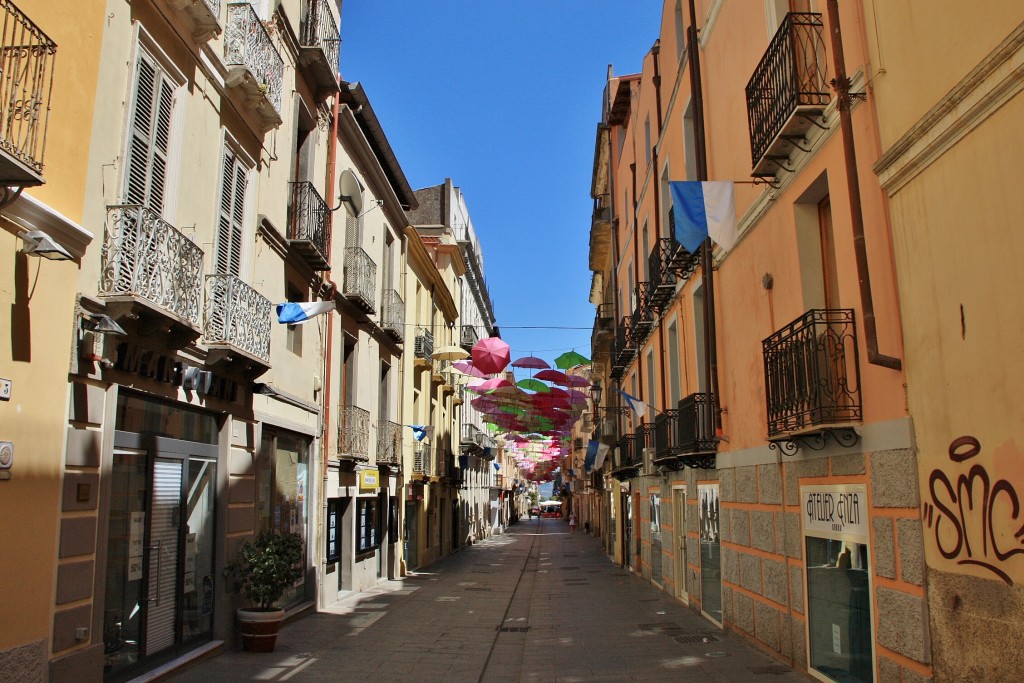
[223,530,303,652]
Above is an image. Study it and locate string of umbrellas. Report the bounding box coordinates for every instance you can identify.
[431,337,591,483]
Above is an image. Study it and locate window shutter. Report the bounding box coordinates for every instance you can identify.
[215,147,246,276]
[124,49,175,213]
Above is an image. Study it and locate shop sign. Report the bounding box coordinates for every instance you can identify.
[113,342,239,402]
[802,485,867,537]
[358,470,379,491]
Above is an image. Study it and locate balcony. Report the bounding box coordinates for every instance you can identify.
[337,405,370,463]
[589,194,614,270]
[460,423,483,451]
[380,289,404,342]
[413,328,433,368]
[763,308,861,454]
[203,273,271,374]
[591,302,614,361]
[611,431,640,481]
[745,12,829,177]
[413,444,431,477]
[224,2,283,131]
[611,316,634,380]
[0,2,56,187]
[654,409,680,460]
[376,419,402,470]
[99,205,204,340]
[342,246,376,315]
[297,0,339,100]
[630,286,655,345]
[460,324,480,351]
[163,0,221,42]
[287,181,329,270]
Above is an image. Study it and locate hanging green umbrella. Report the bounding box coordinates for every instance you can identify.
[554,350,590,369]
[517,378,550,392]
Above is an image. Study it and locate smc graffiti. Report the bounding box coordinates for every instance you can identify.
[923,436,1024,585]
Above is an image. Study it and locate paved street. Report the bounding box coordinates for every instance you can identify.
[170,518,812,682]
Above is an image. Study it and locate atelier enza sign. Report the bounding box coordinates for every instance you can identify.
[802,485,868,537]
[114,342,240,402]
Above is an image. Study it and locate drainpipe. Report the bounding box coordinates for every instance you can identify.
[826,0,901,370]
[687,0,722,431]
[651,43,669,413]
[322,92,342,485]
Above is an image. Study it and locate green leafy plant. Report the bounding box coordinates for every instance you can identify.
[223,530,303,611]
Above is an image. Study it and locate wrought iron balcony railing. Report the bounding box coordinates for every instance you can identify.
[376,419,402,468]
[380,288,404,341]
[0,0,55,185]
[225,2,283,123]
[612,432,640,478]
[762,308,861,437]
[745,12,829,176]
[99,205,204,328]
[635,423,656,458]
[337,405,370,462]
[203,273,271,363]
[460,324,480,350]
[288,181,329,270]
[678,392,718,454]
[342,246,376,314]
[298,0,339,94]
[630,286,655,345]
[654,409,680,459]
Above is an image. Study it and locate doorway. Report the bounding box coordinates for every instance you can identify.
[673,486,689,602]
[103,435,218,681]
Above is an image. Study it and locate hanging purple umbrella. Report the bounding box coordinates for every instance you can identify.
[472,337,511,375]
[511,355,550,370]
[452,360,487,378]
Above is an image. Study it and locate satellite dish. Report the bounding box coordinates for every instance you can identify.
[338,170,363,214]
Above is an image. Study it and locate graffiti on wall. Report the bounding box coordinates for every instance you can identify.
[923,436,1024,585]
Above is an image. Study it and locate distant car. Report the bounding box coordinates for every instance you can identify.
[529,507,540,517]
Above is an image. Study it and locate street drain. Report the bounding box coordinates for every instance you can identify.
[675,634,719,644]
[497,626,531,632]
[465,587,492,591]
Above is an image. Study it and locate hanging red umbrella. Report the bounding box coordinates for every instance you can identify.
[472,337,511,375]
[562,375,591,388]
[533,369,567,383]
[511,355,550,370]
[475,377,513,392]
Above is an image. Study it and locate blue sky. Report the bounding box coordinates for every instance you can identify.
[339,2,662,368]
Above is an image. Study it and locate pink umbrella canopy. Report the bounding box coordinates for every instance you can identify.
[562,375,591,388]
[471,377,513,393]
[533,369,567,383]
[451,360,487,378]
[511,355,550,370]
[472,337,511,375]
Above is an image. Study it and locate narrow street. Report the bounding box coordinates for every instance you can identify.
[171,518,812,683]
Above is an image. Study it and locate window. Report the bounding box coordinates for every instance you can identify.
[357,498,379,552]
[698,483,722,624]
[124,46,179,212]
[257,429,310,607]
[644,115,652,167]
[286,285,303,356]
[674,0,686,61]
[215,144,248,276]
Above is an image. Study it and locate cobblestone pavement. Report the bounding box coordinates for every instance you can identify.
[169,517,813,682]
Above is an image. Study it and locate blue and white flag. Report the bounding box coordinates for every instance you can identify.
[584,440,599,473]
[594,442,610,470]
[410,425,429,442]
[670,181,738,253]
[614,388,648,419]
[276,300,335,324]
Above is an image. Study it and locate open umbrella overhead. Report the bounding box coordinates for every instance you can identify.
[534,369,567,383]
[432,345,469,361]
[516,378,550,392]
[472,337,511,375]
[511,355,550,370]
[562,374,591,388]
[554,350,590,369]
[451,360,487,378]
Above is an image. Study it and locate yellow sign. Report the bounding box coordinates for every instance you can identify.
[358,470,379,490]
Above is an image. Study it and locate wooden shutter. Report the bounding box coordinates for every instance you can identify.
[215,147,247,276]
[125,49,175,212]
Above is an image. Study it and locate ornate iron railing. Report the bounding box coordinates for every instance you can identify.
[204,0,221,16]
[99,205,205,326]
[203,274,271,362]
[615,432,639,470]
[635,423,656,458]
[678,392,718,454]
[745,12,829,169]
[380,288,404,340]
[299,0,339,73]
[288,181,329,267]
[338,405,370,461]
[0,1,55,178]
[630,286,655,346]
[376,419,402,468]
[225,2,283,113]
[343,246,376,312]
[654,409,680,458]
[762,308,861,437]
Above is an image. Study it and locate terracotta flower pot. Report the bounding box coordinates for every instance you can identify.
[236,608,285,652]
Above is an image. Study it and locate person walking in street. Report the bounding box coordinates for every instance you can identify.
[568,513,577,533]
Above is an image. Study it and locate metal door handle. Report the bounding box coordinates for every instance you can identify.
[147,541,161,606]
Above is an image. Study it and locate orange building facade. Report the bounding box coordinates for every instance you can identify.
[589,2,930,681]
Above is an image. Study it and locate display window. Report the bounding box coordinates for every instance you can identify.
[801,484,874,683]
[257,429,310,607]
[698,483,722,625]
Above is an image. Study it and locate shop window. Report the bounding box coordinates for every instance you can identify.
[257,429,310,607]
[698,483,722,624]
[357,497,379,553]
[802,484,873,683]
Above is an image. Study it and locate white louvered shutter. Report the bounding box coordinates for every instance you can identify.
[125,49,175,212]
[215,148,246,276]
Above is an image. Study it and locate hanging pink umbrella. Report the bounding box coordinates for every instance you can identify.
[562,375,591,387]
[452,360,487,378]
[475,377,513,392]
[472,337,511,375]
[511,355,550,370]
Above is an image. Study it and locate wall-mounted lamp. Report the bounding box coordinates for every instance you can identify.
[82,313,127,336]
[19,230,73,261]
[590,382,603,406]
